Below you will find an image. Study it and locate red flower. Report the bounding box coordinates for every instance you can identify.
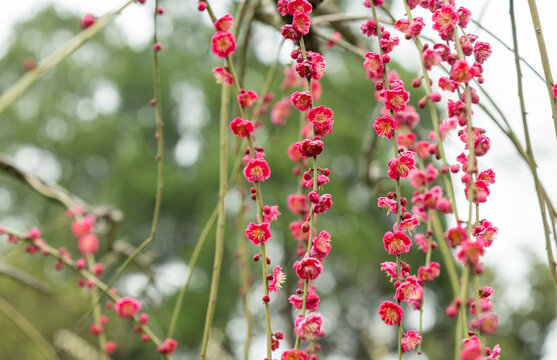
[311,52,326,80]
[214,14,233,32]
[450,60,476,83]
[281,349,308,360]
[474,41,492,64]
[395,275,423,303]
[361,19,383,37]
[271,97,292,126]
[245,222,271,245]
[268,265,286,292]
[313,194,333,214]
[212,67,233,85]
[310,230,332,259]
[423,49,442,70]
[295,313,324,341]
[211,31,236,58]
[72,215,96,238]
[438,76,458,92]
[387,151,415,179]
[308,105,334,136]
[457,6,472,28]
[296,138,323,158]
[287,194,308,215]
[277,0,289,16]
[378,301,403,325]
[418,262,441,282]
[287,0,312,15]
[381,261,410,281]
[230,118,254,138]
[291,91,312,111]
[445,225,467,247]
[157,338,178,355]
[363,52,384,79]
[401,329,422,353]
[281,24,301,42]
[289,287,320,311]
[373,115,397,139]
[385,86,410,112]
[292,11,311,35]
[432,5,458,38]
[114,297,141,318]
[104,341,117,355]
[465,180,490,204]
[237,89,258,107]
[456,240,485,267]
[243,159,271,182]
[78,233,99,255]
[383,230,412,255]
[294,256,323,280]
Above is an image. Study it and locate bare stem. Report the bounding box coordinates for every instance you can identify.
[199,70,230,358]
[469,19,544,83]
[0,0,135,116]
[510,0,557,291]
[167,149,244,339]
[86,0,166,317]
[526,0,557,138]
[236,192,253,360]
[0,295,60,360]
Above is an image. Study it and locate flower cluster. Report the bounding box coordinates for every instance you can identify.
[0,217,176,355]
[378,0,501,357]
[275,1,336,357]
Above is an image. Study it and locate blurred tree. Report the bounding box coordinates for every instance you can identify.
[0,2,554,360]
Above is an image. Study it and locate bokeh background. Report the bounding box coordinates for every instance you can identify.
[0,0,556,359]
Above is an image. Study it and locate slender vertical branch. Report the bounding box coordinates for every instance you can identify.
[87,254,108,360]
[400,0,460,225]
[0,0,136,116]
[369,4,403,358]
[510,0,557,291]
[199,81,230,360]
[87,0,166,315]
[0,295,60,360]
[167,150,244,339]
[526,0,557,138]
[294,35,320,351]
[432,213,460,297]
[236,191,253,360]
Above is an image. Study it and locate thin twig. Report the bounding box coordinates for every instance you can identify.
[0,228,166,351]
[0,263,51,294]
[526,0,557,138]
[470,19,544,83]
[89,0,166,312]
[167,149,243,339]
[199,81,230,360]
[510,0,557,291]
[0,156,123,225]
[236,190,253,360]
[0,295,60,360]
[0,0,136,116]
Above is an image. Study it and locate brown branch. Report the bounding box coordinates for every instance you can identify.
[0,155,123,225]
[0,263,51,294]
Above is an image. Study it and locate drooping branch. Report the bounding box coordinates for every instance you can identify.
[0,0,136,116]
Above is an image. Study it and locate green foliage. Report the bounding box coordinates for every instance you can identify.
[0,4,554,360]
